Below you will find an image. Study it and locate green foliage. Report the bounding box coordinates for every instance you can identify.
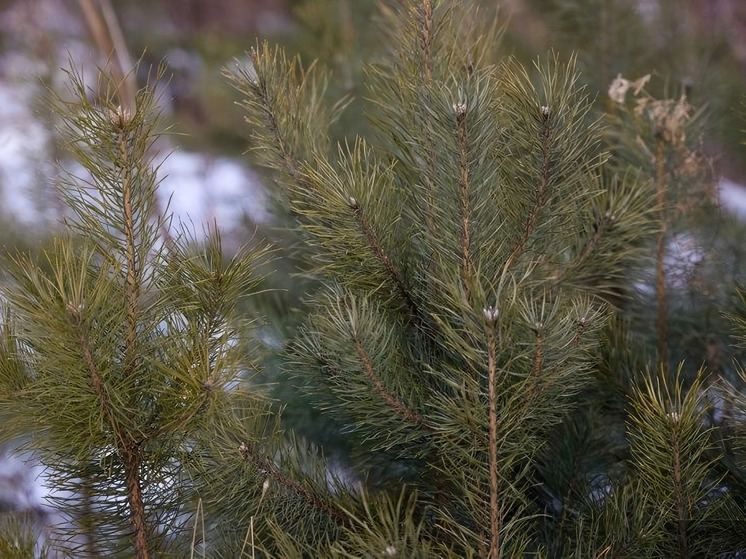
[1,0,745,557]
[218,0,710,556]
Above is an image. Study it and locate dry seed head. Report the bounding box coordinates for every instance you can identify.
[608,73,650,104]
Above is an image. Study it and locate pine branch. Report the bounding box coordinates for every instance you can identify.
[483,306,501,558]
[553,210,616,290]
[66,302,110,419]
[352,336,426,427]
[671,425,689,559]
[504,107,553,272]
[524,330,544,404]
[116,113,141,379]
[456,102,473,305]
[627,367,721,556]
[66,264,151,558]
[248,46,306,187]
[418,0,434,85]
[238,442,350,527]
[348,196,421,322]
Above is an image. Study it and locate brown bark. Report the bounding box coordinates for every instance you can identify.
[122,441,151,559]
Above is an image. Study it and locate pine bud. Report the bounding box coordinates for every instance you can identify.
[66,300,85,315]
[348,196,358,208]
[483,306,499,324]
[541,105,550,118]
[108,105,132,128]
[384,545,398,558]
[453,102,467,118]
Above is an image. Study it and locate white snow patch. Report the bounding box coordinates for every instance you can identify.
[719,178,746,219]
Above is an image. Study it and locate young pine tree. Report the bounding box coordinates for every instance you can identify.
[0,68,269,557]
[211,0,670,555]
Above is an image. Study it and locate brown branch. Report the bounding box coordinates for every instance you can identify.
[504,110,553,272]
[671,428,690,558]
[419,0,433,85]
[484,314,501,558]
[67,305,110,416]
[122,439,151,559]
[118,127,140,378]
[655,141,669,373]
[456,104,473,305]
[348,198,421,321]
[238,442,349,527]
[352,337,427,427]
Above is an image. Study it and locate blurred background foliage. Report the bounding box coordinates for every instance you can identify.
[2,0,746,532]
